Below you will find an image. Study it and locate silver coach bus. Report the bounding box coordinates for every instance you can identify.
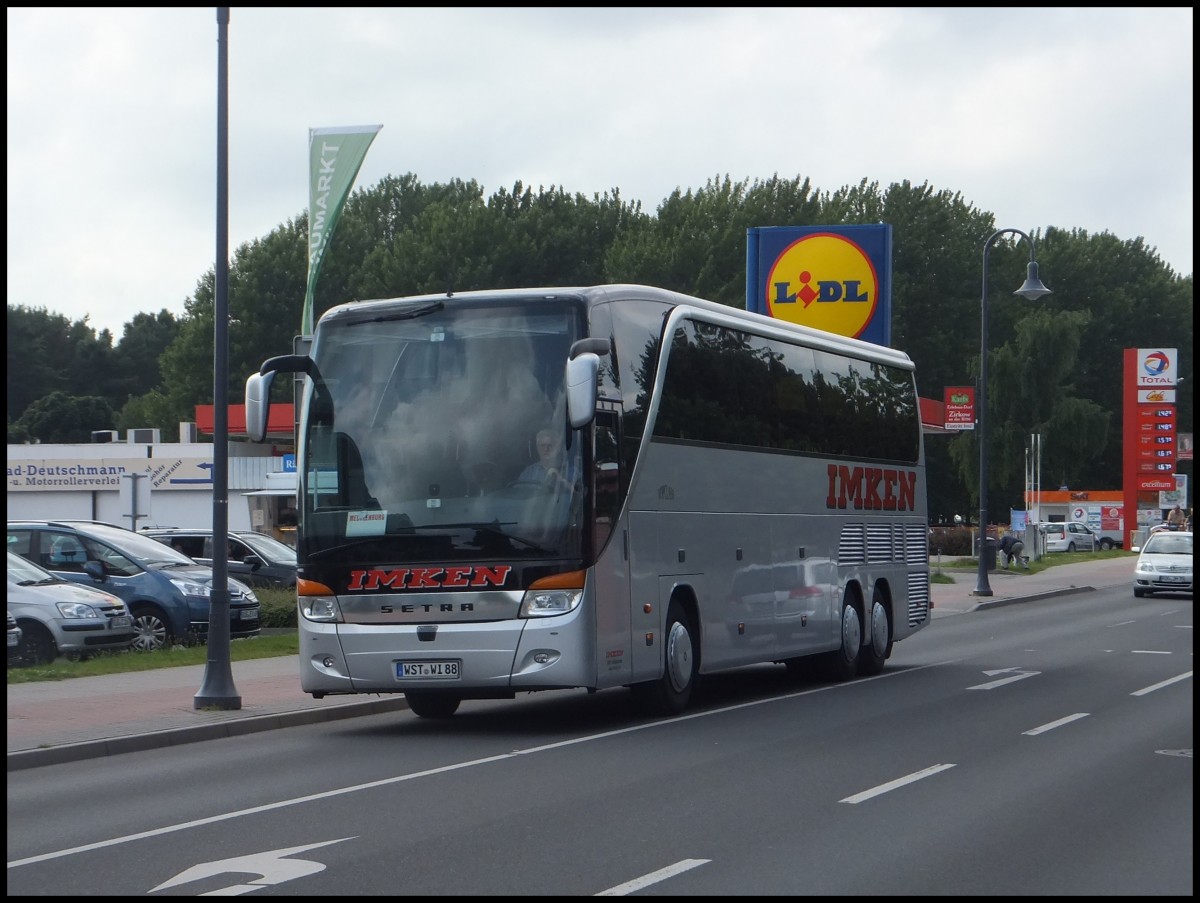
[245,284,930,718]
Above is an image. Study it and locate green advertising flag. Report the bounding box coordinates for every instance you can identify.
[302,124,382,335]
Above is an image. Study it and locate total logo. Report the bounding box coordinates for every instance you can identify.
[1139,349,1176,386]
[1142,351,1170,376]
[766,233,879,338]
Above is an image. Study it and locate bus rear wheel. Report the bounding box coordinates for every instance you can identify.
[818,591,861,682]
[404,691,461,719]
[857,588,892,676]
[632,599,697,716]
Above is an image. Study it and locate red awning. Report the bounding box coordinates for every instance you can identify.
[194,404,295,437]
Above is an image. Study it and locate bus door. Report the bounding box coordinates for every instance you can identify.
[590,409,632,686]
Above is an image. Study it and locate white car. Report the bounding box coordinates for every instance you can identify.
[1132,530,1193,597]
[1039,522,1096,553]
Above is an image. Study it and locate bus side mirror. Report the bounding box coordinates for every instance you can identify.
[245,370,276,443]
[245,353,316,443]
[565,337,610,429]
[565,353,600,428]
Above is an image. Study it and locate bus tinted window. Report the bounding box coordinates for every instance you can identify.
[655,320,919,463]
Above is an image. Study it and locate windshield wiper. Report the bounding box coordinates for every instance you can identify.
[343,300,444,326]
[426,522,556,555]
[306,523,557,560]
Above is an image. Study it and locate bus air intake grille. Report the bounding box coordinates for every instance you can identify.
[866,524,894,563]
[906,572,930,626]
[838,525,866,565]
[904,524,930,565]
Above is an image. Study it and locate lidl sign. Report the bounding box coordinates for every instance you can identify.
[746,224,892,346]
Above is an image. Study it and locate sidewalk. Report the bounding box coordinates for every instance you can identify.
[8,557,1136,771]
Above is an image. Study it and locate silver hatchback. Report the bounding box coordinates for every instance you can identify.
[7,550,135,665]
[1040,522,1096,553]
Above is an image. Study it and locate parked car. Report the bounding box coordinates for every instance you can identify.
[6,520,259,652]
[7,609,22,667]
[1039,522,1096,553]
[7,550,135,666]
[1133,530,1193,598]
[140,527,297,589]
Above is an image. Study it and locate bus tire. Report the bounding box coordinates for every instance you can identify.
[819,590,861,682]
[857,587,892,676]
[404,691,461,719]
[632,599,697,716]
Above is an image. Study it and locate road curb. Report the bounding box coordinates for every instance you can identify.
[973,585,1096,611]
[7,696,410,772]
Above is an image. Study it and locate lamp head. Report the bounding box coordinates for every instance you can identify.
[1014,261,1052,301]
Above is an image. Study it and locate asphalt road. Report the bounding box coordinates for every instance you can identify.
[7,582,1192,896]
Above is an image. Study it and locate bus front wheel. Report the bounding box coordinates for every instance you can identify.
[404,691,461,719]
[632,599,697,716]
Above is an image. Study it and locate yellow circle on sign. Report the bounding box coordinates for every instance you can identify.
[765,233,879,338]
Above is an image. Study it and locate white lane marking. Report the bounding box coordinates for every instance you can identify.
[7,660,950,869]
[839,763,956,804]
[595,859,710,896]
[1023,713,1090,735]
[150,838,353,895]
[1131,670,1193,696]
[967,668,1040,690]
[1131,650,1173,654]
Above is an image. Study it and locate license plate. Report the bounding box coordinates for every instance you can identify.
[397,660,461,680]
[1160,575,1188,583]
[7,634,17,647]
[109,616,131,629]
[239,608,259,621]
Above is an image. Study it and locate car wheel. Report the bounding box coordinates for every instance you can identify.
[1067,542,1076,552]
[1099,539,1113,551]
[130,606,172,652]
[16,621,57,667]
[404,691,461,719]
[1133,587,1146,597]
[857,587,892,677]
[631,599,698,716]
[818,590,862,682]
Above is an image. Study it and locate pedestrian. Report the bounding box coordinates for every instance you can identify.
[998,532,1027,570]
[1166,504,1186,530]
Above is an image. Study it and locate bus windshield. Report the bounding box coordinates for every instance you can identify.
[299,297,586,563]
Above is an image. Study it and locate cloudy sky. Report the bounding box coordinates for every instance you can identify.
[7,7,1193,340]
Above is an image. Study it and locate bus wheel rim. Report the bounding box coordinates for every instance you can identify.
[665,621,693,693]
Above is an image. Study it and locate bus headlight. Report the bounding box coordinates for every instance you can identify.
[301,596,342,623]
[519,588,582,618]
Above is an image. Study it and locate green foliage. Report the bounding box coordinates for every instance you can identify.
[14,391,116,442]
[5,170,1193,525]
[256,586,298,628]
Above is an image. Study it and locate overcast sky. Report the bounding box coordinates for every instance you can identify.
[7,7,1194,340]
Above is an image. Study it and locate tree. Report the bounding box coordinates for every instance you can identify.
[14,391,116,443]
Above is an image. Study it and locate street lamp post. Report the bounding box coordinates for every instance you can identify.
[974,228,1052,596]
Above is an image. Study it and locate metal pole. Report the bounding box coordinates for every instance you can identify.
[196,6,240,708]
[975,235,996,595]
[974,228,1051,595]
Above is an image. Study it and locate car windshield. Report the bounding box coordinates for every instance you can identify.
[238,532,297,563]
[68,521,196,565]
[1143,533,1192,555]
[7,550,60,583]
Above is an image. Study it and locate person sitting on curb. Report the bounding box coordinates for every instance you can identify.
[998,532,1028,570]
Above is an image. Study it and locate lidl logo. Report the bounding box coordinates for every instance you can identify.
[765,233,879,338]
